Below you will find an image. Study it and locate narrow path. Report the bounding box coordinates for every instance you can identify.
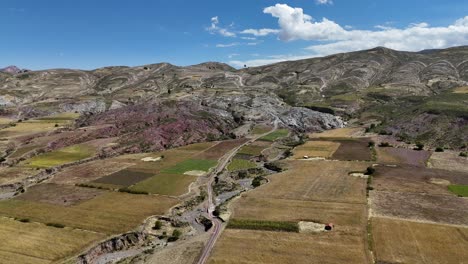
[196,121,278,264]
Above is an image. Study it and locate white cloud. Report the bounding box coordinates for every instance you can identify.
[230,54,314,68]
[207,16,236,37]
[260,4,468,52]
[240,28,280,37]
[241,36,257,40]
[228,53,240,58]
[216,43,240,48]
[316,0,333,5]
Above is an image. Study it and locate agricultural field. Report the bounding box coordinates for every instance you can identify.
[50,159,135,185]
[211,157,371,264]
[209,228,369,264]
[376,147,430,166]
[250,125,271,135]
[453,86,468,93]
[0,166,37,185]
[91,169,154,187]
[227,159,257,171]
[259,129,289,142]
[247,160,368,203]
[237,141,270,156]
[370,163,468,225]
[129,173,197,196]
[330,138,373,161]
[292,140,340,159]
[448,185,468,197]
[428,151,468,173]
[16,183,105,206]
[0,217,104,264]
[371,217,468,264]
[21,140,105,169]
[0,192,178,234]
[196,139,248,160]
[162,159,217,174]
[309,127,364,138]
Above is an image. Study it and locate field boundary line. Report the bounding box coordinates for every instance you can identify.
[372,215,468,229]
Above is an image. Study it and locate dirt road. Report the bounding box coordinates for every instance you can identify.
[196,121,278,264]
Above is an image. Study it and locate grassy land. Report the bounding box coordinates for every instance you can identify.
[448,185,468,197]
[227,219,299,232]
[24,144,96,168]
[130,173,197,196]
[0,217,104,263]
[8,145,38,159]
[227,159,257,171]
[259,129,289,141]
[161,159,217,174]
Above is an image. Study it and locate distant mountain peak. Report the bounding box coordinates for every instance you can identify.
[0,65,28,74]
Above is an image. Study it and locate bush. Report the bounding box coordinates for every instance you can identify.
[168,229,182,242]
[46,223,65,228]
[378,142,391,147]
[460,152,468,157]
[118,188,149,195]
[153,220,163,230]
[414,143,424,151]
[365,167,375,175]
[435,147,444,152]
[368,141,375,147]
[252,176,265,188]
[17,218,30,223]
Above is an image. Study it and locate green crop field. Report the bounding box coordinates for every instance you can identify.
[161,159,217,174]
[23,144,96,168]
[448,185,468,197]
[227,219,299,232]
[227,159,257,171]
[259,129,289,142]
[238,145,265,156]
[251,125,271,135]
[130,173,197,196]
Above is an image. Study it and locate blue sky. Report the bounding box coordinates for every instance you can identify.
[2,0,467,70]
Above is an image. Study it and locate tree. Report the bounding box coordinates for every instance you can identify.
[435,147,444,152]
[415,143,424,151]
[365,167,375,175]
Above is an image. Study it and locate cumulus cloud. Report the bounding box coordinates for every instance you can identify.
[316,0,333,5]
[207,16,236,37]
[259,4,468,52]
[230,54,313,68]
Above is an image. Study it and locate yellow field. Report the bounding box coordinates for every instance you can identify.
[0,192,178,234]
[232,196,366,230]
[428,151,468,173]
[0,122,59,138]
[0,217,104,264]
[0,166,37,185]
[0,117,13,125]
[453,86,468,94]
[248,160,368,203]
[309,127,364,138]
[210,229,369,264]
[292,140,340,159]
[372,217,468,264]
[210,159,371,263]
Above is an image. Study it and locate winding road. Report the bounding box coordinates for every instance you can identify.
[196,121,278,264]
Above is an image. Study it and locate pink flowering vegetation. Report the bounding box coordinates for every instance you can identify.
[74,101,238,153]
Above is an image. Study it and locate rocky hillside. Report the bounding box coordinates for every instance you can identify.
[1,46,467,148]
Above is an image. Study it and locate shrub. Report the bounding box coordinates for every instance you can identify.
[17,218,30,223]
[46,223,65,228]
[227,219,299,232]
[153,220,163,230]
[365,167,376,175]
[414,143,424,151]
[435,147,444,152]
[118,188,149,195]
[252,176,265,188]
[168,229,182,242]
[368,141,375,147]
[378,142,391,147]
[460,152,468,157]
